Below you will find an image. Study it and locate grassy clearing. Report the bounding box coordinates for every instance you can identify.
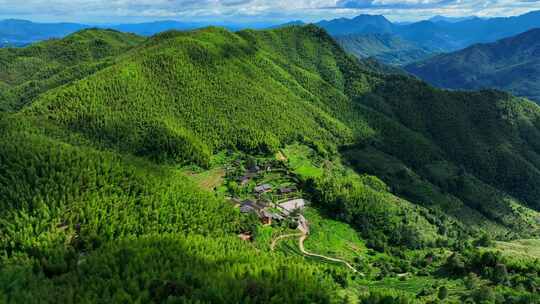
[304,208,366,262]
[494,239,540,260]
[283,144,323,178]
[183,167,226,190]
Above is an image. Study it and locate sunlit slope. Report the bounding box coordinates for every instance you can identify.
[1,25,540,303]
[0,29,144,110]
[13,25,540,233]
[25,27,361,167]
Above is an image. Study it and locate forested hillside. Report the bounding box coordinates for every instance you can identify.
[406,28,540,103]
[0,29,144,111]
[0,25,539,303]
[336,33,433,65]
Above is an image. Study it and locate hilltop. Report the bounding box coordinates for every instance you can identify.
[406,28,540,103]
[317,15,394,36]
[0,28,144,111]
[0,26,539,303]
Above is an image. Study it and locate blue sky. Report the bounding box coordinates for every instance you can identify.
[1,0,540,24]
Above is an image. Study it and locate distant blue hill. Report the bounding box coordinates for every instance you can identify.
[335,33,433,66]
[428,15,479,23]
[317,14,394,35]
[316,10,540,53]
[0,19,277,47]
[110,20,275,35]
[3,10,540,57]
[0,19,88,45]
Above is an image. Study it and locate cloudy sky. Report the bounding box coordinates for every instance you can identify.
[1,0,540,24]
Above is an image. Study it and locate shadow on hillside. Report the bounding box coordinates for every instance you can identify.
[0,235,336,303]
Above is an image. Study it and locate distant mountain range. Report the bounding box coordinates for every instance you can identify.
[0,19,274,46]
[317,14,394,35]
[110,21,210,36]
[0,41,28,48]
[316,11,540,52]
[428,15,479,24]
[269,20,305,29]
[0,19,87,45]
[405,28,540,103]
[313,10,540,65]
[335,33,433,66]
[3,11,540,68]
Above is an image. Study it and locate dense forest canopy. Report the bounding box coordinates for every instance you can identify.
[0,25,539,303]
[406,28,540,103]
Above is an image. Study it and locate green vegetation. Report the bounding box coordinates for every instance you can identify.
[494,239,540,260]
[1,234,339,303]
[307,169,434,250]
[303,208,367,262]
[0,28,144,110]
[406,28,540,103]
[0,25,539,303]
[336,33,433,66]
[283,144,324,178]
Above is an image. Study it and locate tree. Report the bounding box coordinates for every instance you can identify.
[246,156,258,172]
[445,253,466,275]
[474,234,493,247]
[472,286,496,304]
[464,272,479,290]
[438,286,448,301]
[493,263,508,285]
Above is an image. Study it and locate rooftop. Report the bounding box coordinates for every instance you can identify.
[254,184,272,193]
[278,199,306,215]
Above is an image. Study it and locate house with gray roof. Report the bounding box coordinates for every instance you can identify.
[278,199,306,215]
[254,184,272,194]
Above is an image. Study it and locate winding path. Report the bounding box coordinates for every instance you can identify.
[298,234,360,273]
[271,233,302,251]
[270,220,362,275]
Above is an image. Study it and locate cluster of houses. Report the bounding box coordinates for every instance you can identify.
[231,158,307,230]
[233,181,306,225]
[237,161,273,186]
[239,197,306,225]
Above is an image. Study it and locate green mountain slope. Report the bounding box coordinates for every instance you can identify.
[1,26,539,302]
[0,119,341,303]
[336,33,433,66]
[0,28,144,111]
[406,28,540,103]
[11,24,540,246]
[25,27,361,167]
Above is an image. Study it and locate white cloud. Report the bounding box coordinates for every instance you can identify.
[0,0,539,22]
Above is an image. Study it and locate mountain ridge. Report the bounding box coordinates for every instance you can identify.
[7,25,540,226]
[335,32,433,65]
[316,10,540,63]
[405,28,540,103]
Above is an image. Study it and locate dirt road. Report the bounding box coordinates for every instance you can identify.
[271,218,361,274]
